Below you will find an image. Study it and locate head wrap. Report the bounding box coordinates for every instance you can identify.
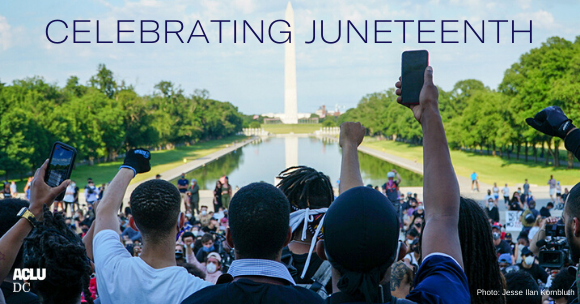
[323,186,399,302]
[289,205,328,279]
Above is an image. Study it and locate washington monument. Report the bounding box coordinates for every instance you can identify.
[283,2,298,124]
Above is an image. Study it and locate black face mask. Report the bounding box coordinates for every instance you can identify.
[82,228,89,233]
[175,251,184,260]
[415,223,422,228]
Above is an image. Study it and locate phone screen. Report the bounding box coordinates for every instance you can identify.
[401,50,429,105]
[45,143,77,188]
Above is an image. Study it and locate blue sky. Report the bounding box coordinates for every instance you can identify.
[0,0,579,114]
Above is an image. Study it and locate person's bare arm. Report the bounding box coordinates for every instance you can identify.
[95,148,151,236]
[338,122,366,194]
[83,219,97,261]
[394,170,402,185]
[0,160,69,282]
[396,67,463,268]
[94,169,133,236]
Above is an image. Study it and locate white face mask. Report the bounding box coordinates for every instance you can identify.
[418,205,424,210]
[524,256,534,265]
[206,263,217,274]
[71,183,76,188]
[201,210,207,216]
[192,230,199,237]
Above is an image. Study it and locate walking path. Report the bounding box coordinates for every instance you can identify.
[67,137,256,212]
[121,137,257,206]
[322,135,569,219]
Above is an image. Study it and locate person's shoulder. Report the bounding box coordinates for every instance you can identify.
[180,284,227,304]
[407,253,470,304]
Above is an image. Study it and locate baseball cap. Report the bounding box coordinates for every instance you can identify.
[324,186,398,272]
[192,179,197,183]
[498,253,512,265]
[521,246,532,256]
[207,252,222,263]
[504,232,513,239]
[492,223,501,230]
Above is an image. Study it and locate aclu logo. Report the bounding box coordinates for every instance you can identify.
[13,268,46,292]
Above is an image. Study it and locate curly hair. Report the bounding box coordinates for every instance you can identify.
[459,197,506,304]
[229,183,290,260]
[130,179,181,240]
[23,206,93,304]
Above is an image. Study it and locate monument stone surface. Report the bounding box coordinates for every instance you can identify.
[283,2,298,124]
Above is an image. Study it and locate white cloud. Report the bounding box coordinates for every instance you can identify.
[234,0,256,14]
[0,15,12,50]
[514,10,555,29]
[517,0,532,10]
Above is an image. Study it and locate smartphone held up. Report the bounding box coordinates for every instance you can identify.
[44,142,77,201]
[400,50,429,105]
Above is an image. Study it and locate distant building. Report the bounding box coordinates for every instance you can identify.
[315,105,341,118]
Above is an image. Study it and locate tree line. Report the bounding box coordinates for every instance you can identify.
[0,64,244,179]
[339,36,580,169]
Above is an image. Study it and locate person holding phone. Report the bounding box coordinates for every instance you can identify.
[524,105,580,302]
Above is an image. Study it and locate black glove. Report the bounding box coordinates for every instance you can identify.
[525,106,575,139]
[120,148,151,176]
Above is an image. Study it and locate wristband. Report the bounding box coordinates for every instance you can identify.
[119,165,137,177]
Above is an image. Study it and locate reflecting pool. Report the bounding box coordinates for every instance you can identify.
[171,136,423,190]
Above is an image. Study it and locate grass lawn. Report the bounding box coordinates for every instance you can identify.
[262,123,322,134]
[10,135,248,192]
[363,137,580,186]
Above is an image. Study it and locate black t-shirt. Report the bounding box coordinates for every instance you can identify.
[508,200,522,211]
[540,207,552,218]
[487,207,500,223]
[180,278,323,304]
[517,262,548,283]
[495,240,512,256]
[202,226,217,233]
[1,281,40,304]
[382,181,400,203]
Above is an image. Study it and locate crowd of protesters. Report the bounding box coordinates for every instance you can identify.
[2,68,580,304]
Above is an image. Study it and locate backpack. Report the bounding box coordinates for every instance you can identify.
[282,248,331,299]
[295,260,332,299]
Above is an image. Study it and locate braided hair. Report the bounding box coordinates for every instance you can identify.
[458,197,506,304]
[23,206,94,304]
[277,166,334,210]
[277,166,334,237]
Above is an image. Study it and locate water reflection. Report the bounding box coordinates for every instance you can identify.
[172,136,423,190]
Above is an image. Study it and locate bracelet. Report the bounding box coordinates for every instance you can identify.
[119,165,137,177]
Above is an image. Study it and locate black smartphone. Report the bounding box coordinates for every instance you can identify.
[44,142,77,201]
[401,50,429,105]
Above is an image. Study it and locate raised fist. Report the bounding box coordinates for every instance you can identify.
[121,148,151,176]
[526,106,575,139]
[339,122,366,149]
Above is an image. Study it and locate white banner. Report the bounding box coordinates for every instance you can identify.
[504,211,523,232]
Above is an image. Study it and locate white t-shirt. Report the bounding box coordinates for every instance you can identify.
[484,195,495,203]
[94,230,211,304]
[64,184,75,203]
[502,187,509,196]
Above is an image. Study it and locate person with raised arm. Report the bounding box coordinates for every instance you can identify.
[314,66,470,304]
[91,149,211,304]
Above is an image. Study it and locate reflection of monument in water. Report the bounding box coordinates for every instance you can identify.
[285,136,298,168]
[262,2,312,124]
